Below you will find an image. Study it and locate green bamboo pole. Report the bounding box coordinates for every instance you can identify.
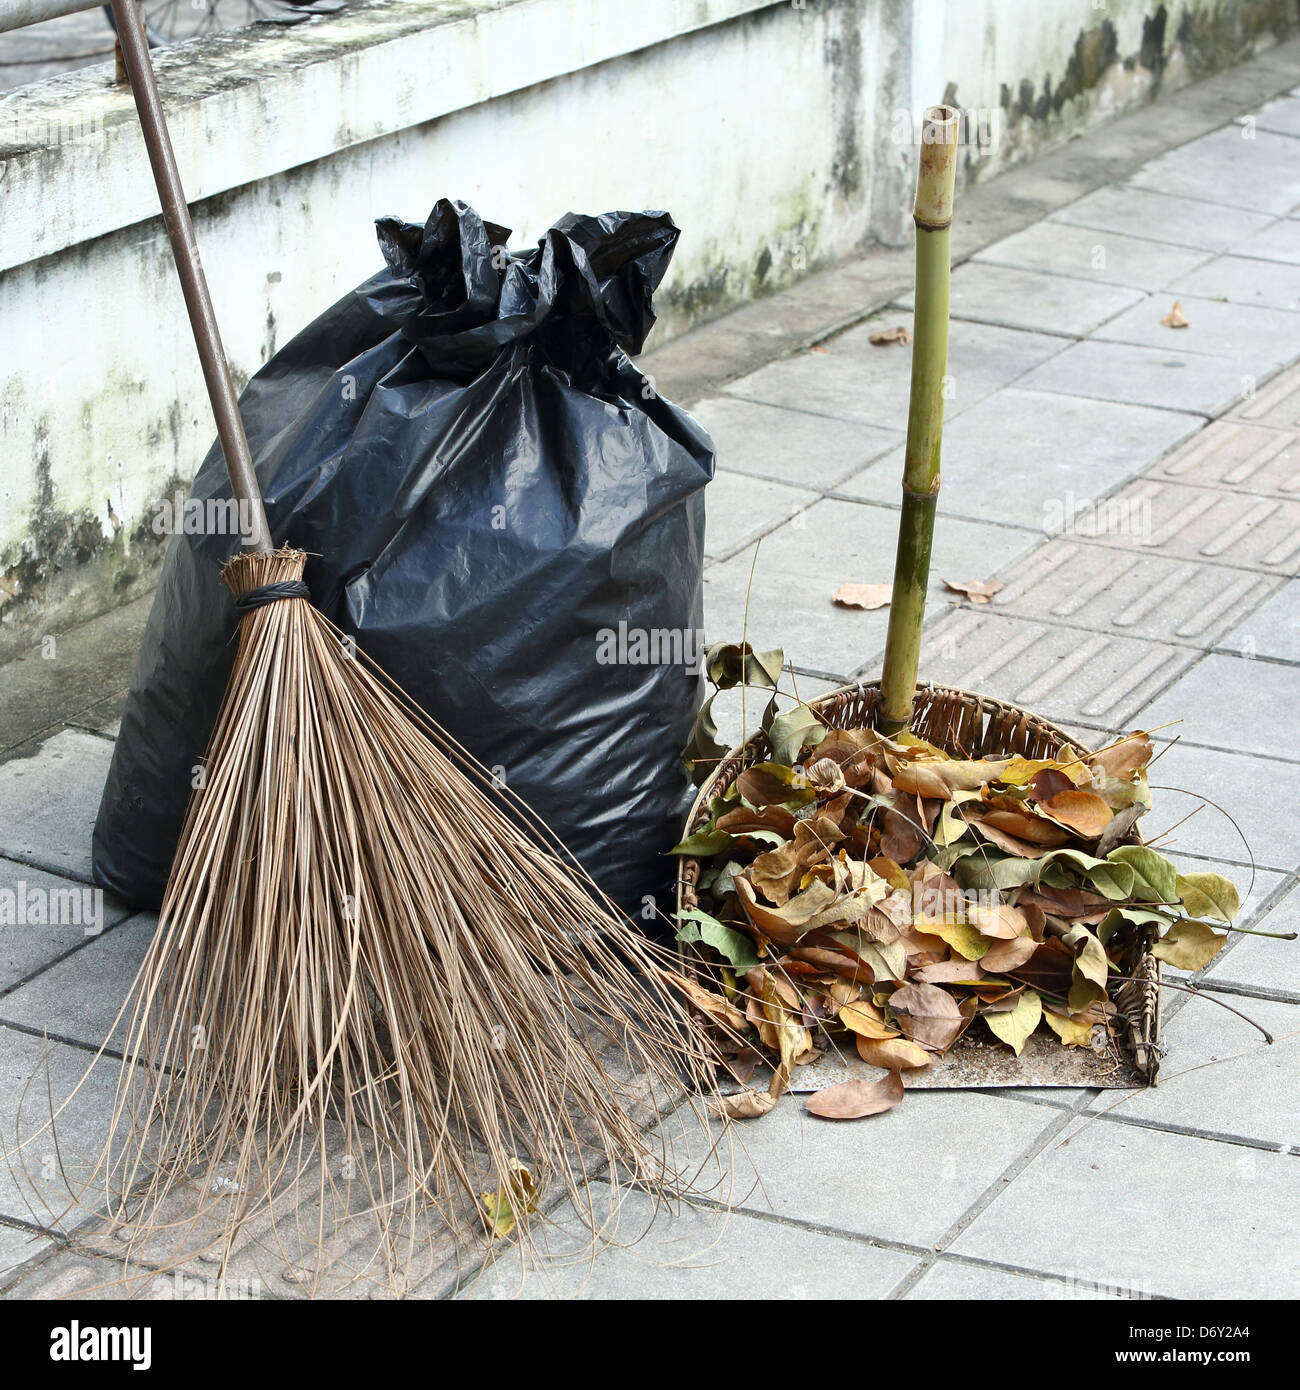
[879,105,960,735]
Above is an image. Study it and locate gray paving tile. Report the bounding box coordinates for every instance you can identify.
[0,1251,147,1300]
[973,220,1210,291]
[658,1092,1054,1249]
[915,609,1198,728]
[1083,479,1300,574]
[1204,884,1300,997]
[900,262,1145,338]
[1134,651,1300,759]
[0,1221,50,1283]
[1130,127,1300,215]
[906,1258,1121,1300]
[0,860,130,995]
[1230,360,1300,428]
[703,499,1039,679]
[0,730,114,883]
[1218,581,1300,662]
[691,395,901,490]
[0,1025,123,1227]
[705,469,818,560]
[723,317,1067,430]
[1232,217,1300,266]
[457,1181,918,1300]
[1138,741,1295,872]
[1052,185,1275,253]
[1018,340,1249,417]
[1092,294,1300,376]
[991,541,1280,649]
[1166,254,1300,312]
[0,912,155,1052]
[837,389,1200,530]
[1146,418,1300,498]
[1245,97,1300,139]
[1090,995,1299,1149]
[950,1117,1300,1298]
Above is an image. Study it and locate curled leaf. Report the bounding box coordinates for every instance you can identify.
[833,582,893,610]
[805,1068,905,1119]
[942,578,1004,604]
[479,1160,537,1239]
[855,1035,932,1070]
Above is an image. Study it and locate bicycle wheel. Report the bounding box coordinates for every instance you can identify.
[103,1,281,47]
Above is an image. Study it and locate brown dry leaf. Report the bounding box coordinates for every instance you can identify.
[888,981,966,1052]
[913,958,985,984]
[855,1035,932,1070]
[1090,732,1154,779]
[972,815,1058,858]
[838,1000,900,1041]
[805,1068,905,1119]
[833,582,893,611]
[967,901,1029,941]
[789,944,873,982]
[805,758,847,795]
[942,578,1004,604]
[977,806,1071,847]
[978,934,1038,974]
[1005,938,1075,998]
[891,756,1012,798]
[1040,789,1114,838]
[716,805,798,839]
[668,970,747,1032]
[715,1089,779,1119]
[750,815,843,905]
[868,325,911,346]
[1162,300,1189,328]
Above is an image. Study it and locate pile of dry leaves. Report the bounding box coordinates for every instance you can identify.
[673,646,1242,1121]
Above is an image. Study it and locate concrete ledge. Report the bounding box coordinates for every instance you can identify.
[0,0,782,273]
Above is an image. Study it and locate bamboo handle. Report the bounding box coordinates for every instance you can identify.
[110,0,271,553]
[878,105,959,734]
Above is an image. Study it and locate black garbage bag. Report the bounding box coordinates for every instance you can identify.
[93,200,713,915]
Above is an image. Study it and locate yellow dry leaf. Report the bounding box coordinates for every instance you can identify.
[1042,1007,1094,1048]
[479,1160,537,1239]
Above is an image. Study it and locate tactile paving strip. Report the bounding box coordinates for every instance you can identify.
[990,541,1282,647]
[1146,419,1300,499]
[913,610,1198,728]
[1067,479,1300,574]
[1229,361,1300,430]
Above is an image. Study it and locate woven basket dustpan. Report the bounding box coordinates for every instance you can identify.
[675,681,1161,1087]
[676,110,1160,1090]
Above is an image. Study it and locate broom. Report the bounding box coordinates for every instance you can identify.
[80,0,720,1287]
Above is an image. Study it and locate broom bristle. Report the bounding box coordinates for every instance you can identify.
[72,548,723,1292]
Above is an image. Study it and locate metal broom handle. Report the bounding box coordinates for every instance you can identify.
[109,0,272,553]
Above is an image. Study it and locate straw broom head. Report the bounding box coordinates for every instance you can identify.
[84,547,722,1291]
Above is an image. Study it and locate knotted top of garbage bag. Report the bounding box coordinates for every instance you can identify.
[367,199,678,373]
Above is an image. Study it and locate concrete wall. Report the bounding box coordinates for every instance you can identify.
[0,0,1295,658]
